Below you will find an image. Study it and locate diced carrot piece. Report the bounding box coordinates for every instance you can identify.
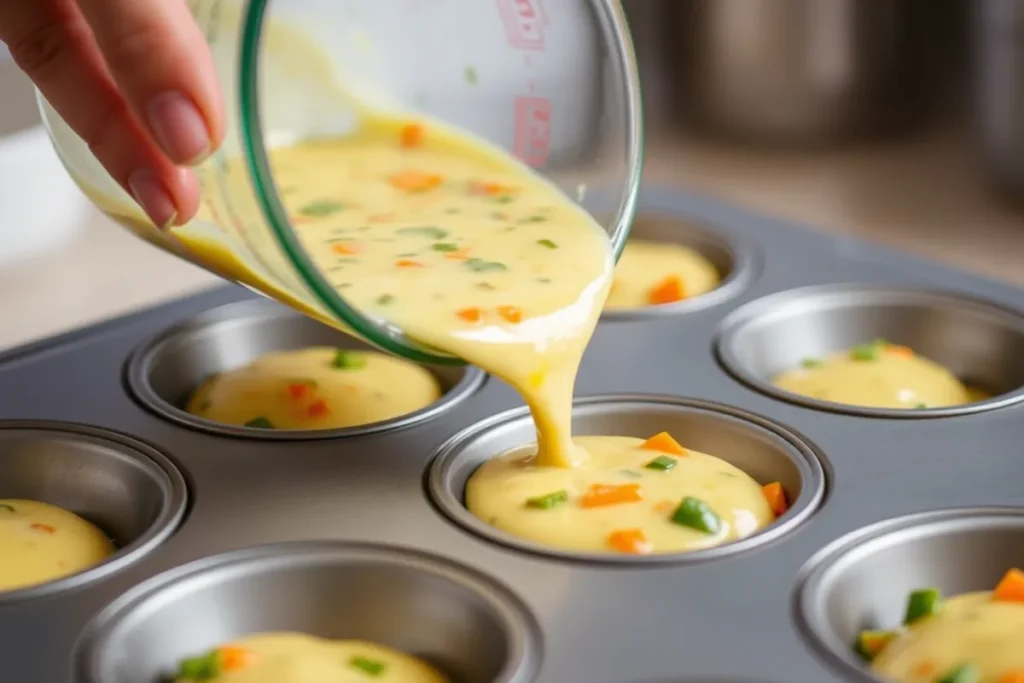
[1000,672,1024,683]
[395,259,423,268]
[400,123,425,148]
[911,661,936,678]
[580,483,644,508]
[886,344,915,359]
[994,568,1024,602]
[287,383,310,400]
[30,523,56,534]
[457,308,483,323]
[218,645,251,672]
[307,399,330,418]
[497,305,522,323]
[762,482,789,517]
[608,529,652,554]
[648,275,686,305]
[654,500,675,514]
[388,170,443,192]
[639,432,687,456]
[468,180,514,196]
[445,248,471,261]
[331,242,362,256]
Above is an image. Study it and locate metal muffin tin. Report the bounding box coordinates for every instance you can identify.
[2,185,1024,683]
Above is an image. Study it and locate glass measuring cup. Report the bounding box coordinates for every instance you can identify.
[38,0,644,365]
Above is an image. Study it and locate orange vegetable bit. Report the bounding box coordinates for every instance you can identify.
[762,481,789,517]
[497,305,523,323]
[608,528,653,555]
[911,661,936,678]
[647,274,686,305]
[639,432,687,456]
[445,247,471,261]
[994,567,1024,602]
[886,344,915,359]
[457,307,483,323]
[654,499,675,514]
[307,399,330,418]
[218,645,251,672]
[1000,672,1024,683]
[579,483,644,508]
[368,212,395,224]
[287,383,311,400]
[395,259,424,268]
[400,122,425,148]
[331,242,362,256]
[30,523,56,534]
[388,170,443,192]
[468,180,514,196]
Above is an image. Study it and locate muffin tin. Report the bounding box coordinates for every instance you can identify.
[1,185,1023,683]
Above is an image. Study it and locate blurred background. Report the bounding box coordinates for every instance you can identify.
[0,0,1022,350]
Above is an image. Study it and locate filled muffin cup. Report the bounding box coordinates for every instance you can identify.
[427,394,827,565]
[0,421,187,602]
[125,298,486,440]
[601,213,758,320]
[715,284,1024,418]
[795,507,1024,682]
[73,541,541,683]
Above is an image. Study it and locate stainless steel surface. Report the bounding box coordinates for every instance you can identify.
[428,395,827,565]
[974,0,1024,199]
[601,213,760,321]
[125,298,487,440]
[4,186,1024,682]
[0,422,187,604]
[74,542,540,683]
[715,283,1024,418]
[658,0,946,145]
[795,507,1024,682]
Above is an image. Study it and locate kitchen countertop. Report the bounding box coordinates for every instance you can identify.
[0,120,1021,353]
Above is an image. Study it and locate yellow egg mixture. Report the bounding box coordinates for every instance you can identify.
[774,339,988,409]
[0,499,114,592]
[186,347,441,430]
[856,569,1024,683]
[605,239,720,310]
[173,633,448,683]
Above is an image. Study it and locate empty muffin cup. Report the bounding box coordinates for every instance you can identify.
[602,213,758,320]
[125,298,486,439]
[73,541,541,683]
[795,507,1024,682]
[715,284,1024,417]
[0,421,187,602]
[428,395,827,564]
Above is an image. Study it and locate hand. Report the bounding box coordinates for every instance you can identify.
[0,0,224,228]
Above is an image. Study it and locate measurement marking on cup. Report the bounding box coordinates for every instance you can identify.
[496,0,547,51]
[513,96,552,167]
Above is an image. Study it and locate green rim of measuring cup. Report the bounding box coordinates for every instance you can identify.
[236,0,643,365]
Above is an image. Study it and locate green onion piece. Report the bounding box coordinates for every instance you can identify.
[377,294,395,306]
[432,242,460,252]
[520,215,546,223]
[915,403,928,409]
[801,358,824,369]
[0,503,14,512]
[645,455,677,471]
[176,649,221,681]
[670,497,722,534]
[349,656,387,677]
[850,344,880,361]
[903,587,942,625]
[936,663,980,683]
[299,200,345,217]
[536,239,558,249]
[852,630,895,661]
[492,196,514,204]
[464,65,478,85]
[244,417,274,429]
[333,350,367,370]
[525,490,569,510]
[465,258,507,272]
[397,226,447,239]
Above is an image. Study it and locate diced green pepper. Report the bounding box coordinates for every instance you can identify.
[536,239,558,249]
[244,417,274,429]
[432,242,459,252]
[670,497,721,534]
[176,649,221,681]
[333,350,367,370]
[903,587,942,625]
[936,663,980,683]
[349,655,387,677]
[525,490,569,510]
[397,226,448,239]
[645,455,677,471]
[377,294,395,306]
[850,344,880,361]
[465,258,507,272]
[852,630,895,661]
[299,200,345,217]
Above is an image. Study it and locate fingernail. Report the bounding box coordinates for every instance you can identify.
[147,91,211,165]
[128,169,178,229]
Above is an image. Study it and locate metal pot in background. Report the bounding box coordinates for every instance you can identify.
[624,0,958,147]
[973,0,1024,201]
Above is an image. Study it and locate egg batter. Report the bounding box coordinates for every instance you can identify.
[856,569,1024,683]
[773,339,987,409]
[186,347,442,430]
[466,432,784,554]
[0,499,114,592]
[605,239,721,310]
[173,632,449,683]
